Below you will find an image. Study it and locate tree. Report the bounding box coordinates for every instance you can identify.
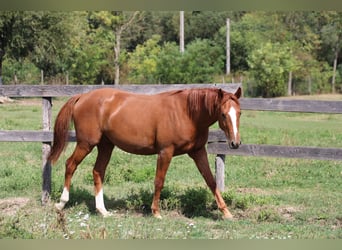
[28,12,89,81]
[127,35,161,84]
[0,12,19,84]
[248,42,299,97]
[91,11,141,85]
[181,39,224,83]
[320,11,342,93]
[1,11,89,84]
[69,14,113,85]
[156,42,183,84]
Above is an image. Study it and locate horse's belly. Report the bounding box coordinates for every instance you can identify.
[115,142,158,155]
[106,132,158,155]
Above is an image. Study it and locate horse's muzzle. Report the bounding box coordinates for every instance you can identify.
[229,140,241,149]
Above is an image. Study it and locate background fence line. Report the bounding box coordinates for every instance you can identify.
[1,84,341,200]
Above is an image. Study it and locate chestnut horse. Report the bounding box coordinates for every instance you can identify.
[48,87,241,219]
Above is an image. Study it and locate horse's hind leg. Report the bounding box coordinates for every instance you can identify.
[92,137,114,217]
[55,143,94,211]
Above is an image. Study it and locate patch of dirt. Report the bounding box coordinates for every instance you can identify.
[278,206,301,221]
[235,205,302,221]
[0,197,30,216]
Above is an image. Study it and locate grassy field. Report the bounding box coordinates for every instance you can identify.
[0,96,341,239]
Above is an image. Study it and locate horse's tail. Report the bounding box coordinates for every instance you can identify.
[48,94,82,164]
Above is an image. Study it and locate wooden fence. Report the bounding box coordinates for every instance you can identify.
[1,84,342,203]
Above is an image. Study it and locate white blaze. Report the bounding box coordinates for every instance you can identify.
[228,106,238,139]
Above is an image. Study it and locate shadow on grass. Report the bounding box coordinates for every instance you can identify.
[57,186,220,220]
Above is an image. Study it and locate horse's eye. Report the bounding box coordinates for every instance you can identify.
[221,113,226,118]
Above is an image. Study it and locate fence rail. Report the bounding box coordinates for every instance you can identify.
[1,84,342,113]
[2,130,341,162]
[0,84,240,97]
[1,84,342,200]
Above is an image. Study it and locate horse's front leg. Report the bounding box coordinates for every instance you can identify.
[188,147,233,220]
[151,148,173,219]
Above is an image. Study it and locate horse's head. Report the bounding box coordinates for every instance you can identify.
[217,87,242,149]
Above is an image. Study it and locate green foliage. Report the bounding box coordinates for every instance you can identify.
[156,42,184,83]
[222,190,276,210]
[179,187,212,217]
[0,11,341,91]
[127,35,161,84]
[247,42,299,97]
[69,25,113,84]
[181,39,224,83]
[0,217,33,239]
[2,57,40,84]
[127,37,223,84]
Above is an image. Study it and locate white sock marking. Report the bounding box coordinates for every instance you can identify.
[55,187,69,210]
[95,188,107,214]
[60,187,69,202]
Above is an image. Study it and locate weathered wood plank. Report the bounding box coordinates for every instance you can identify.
[41,97,52,205]
[0,131,52,142]
[240,98,342,114]
[3,130,341,161]
[215,154,225,192]
[0,130,76,142]
[0,84,241,97]
[0,130,222,143]
[208,130,227,142]
[2,84,341,113]
[207,142,342,161]
[0,130,221,143]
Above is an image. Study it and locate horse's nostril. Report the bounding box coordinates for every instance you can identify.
[229,141,239,149]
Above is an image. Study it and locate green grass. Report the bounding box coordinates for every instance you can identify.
[240,111,342,147]
[0,97,341,239]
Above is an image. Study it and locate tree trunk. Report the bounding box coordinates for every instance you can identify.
[226,18,230,75]
[114,29,121,85]
[332,50,338,94]
[308,75,312,95]
[287,71,292,96]
[0,49,4,85]
[180,11,184,53]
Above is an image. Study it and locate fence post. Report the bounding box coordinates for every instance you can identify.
[215,154,225,192]
[41,96,52,205]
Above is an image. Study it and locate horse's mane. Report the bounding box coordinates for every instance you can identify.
[186,88,221,118]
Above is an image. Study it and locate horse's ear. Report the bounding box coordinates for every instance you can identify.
[218,88,224,99]
[234,87,242,99]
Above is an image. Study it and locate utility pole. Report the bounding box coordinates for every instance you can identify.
[180,11,184,53]
[226,18,230,75]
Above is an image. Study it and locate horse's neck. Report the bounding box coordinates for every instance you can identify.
[186,90,219,128]
[194,108,218,129]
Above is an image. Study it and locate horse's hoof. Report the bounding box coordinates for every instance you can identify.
[153,213,163,219]
[97,209,112,218]
[222,214,234,220]
[222,212,234,220]
[55,202,64,211]
[102,212,113,218]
